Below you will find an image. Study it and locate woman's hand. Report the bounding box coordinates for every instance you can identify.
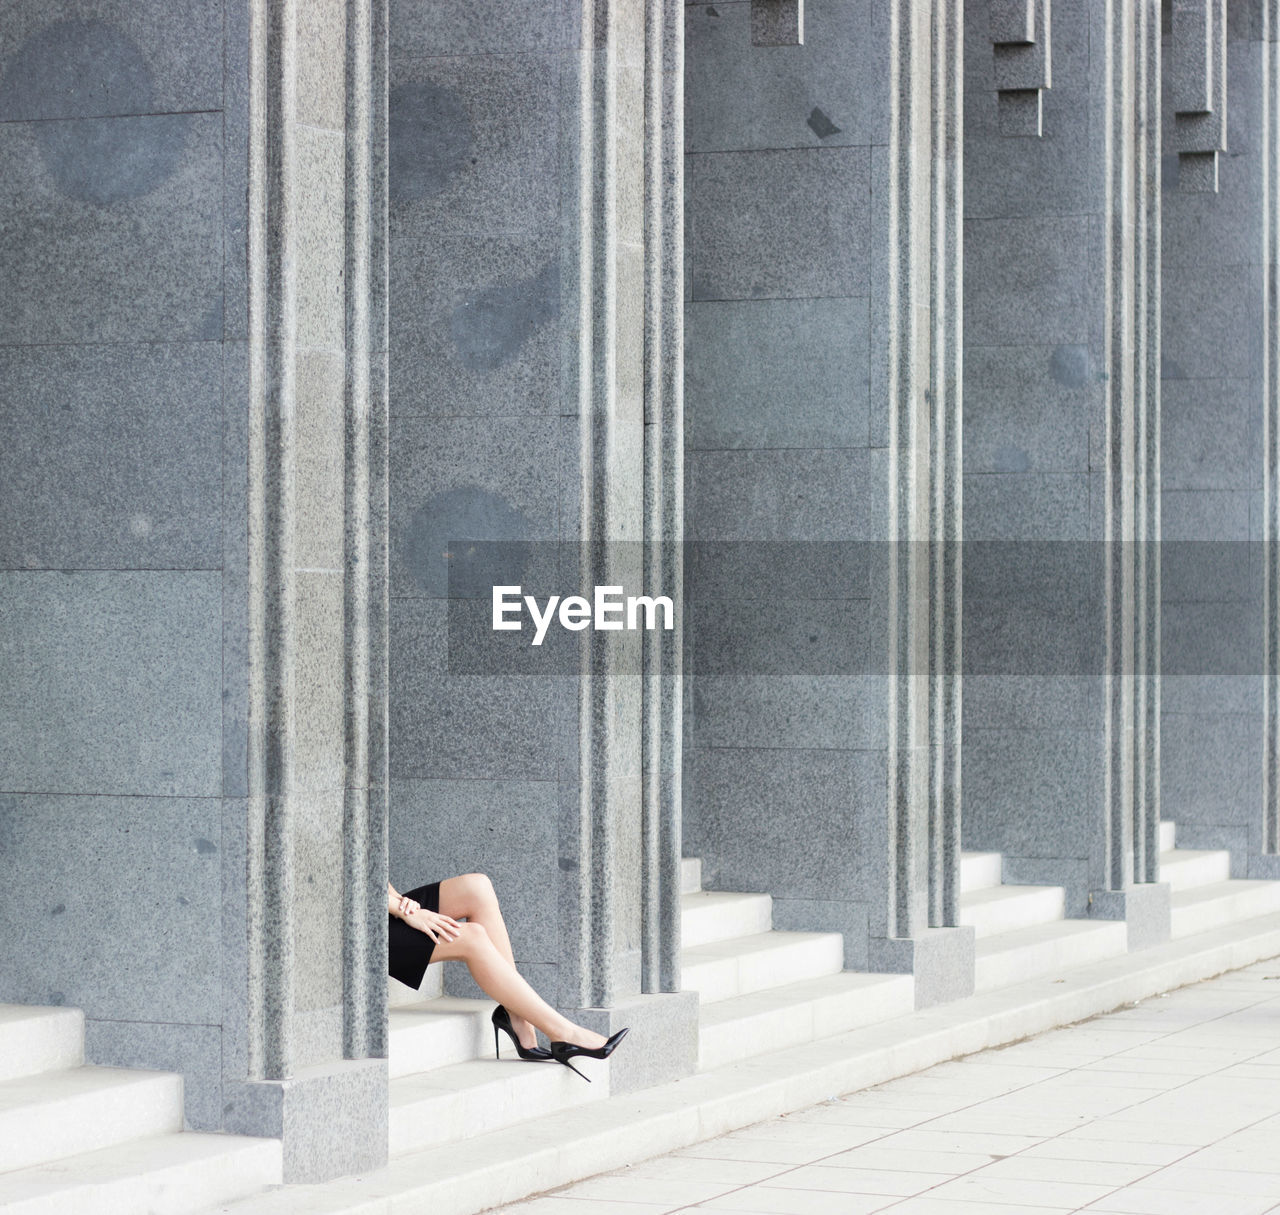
[405,908,462,944]
[392,894,421,919]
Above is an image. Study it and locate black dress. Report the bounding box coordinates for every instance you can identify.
[388,881,442,989]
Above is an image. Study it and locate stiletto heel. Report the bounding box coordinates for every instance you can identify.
[491,1005,552,1061]
[547,1026,630,1083]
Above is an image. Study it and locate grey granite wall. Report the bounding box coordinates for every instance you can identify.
[0,0,389,1181]
[0,0,230,1129]
[1159,2,1279,879]
[683,0,970,1001]
[385,0,695,1080]
[962,0,1166,935]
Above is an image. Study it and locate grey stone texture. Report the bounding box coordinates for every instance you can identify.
[5,0,1280,1188]
[962,0,1166,925]
[1160,21,1272,868]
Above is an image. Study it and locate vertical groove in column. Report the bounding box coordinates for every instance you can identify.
[927,0,964,930]
[247,0,298,1082]
[1132,0,1149,888]
[342,0,375,1060]
[1102,0,1137,895]
[365,0,390,1061]
[886,0,926,941]
[1264,0,1280,856]
[640,0,684,996]
[574,0,621,1011]
[1139,0,1162,884]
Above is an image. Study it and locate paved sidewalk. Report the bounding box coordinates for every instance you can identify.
[494,958,1280,1215]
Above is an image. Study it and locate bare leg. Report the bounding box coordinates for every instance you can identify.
[436,873,541,1049]
[428,919,606,1050]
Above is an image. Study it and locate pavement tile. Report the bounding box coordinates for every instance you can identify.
[767,1164,953,1197]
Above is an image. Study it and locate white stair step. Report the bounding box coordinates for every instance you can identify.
[388,997,492,1079]
[681,930,844,1003]
[681,857,702,895]
[1159,847,1231,892]
[697,971,914,1071]
[0,1131,281,1215]
[959,882,1066,939]
[1159,819,1176,852]
[680,890,773,948]
[0,1005,83,1082]
[389,1057,605,1157]
[0,1066,183,1173]
[974,918,1128,993]
[959,851,1003,894]
[1171,879,1280,939]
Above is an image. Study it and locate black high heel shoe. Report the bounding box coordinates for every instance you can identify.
[491,1005,552,1061]
[547,1027,630,1082]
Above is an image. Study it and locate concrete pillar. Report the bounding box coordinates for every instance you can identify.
[384,0,695,1094]
[0,0,390,1182]
[1160,0,1280,881]
[218,0,390,1182]
[963,0,1169,945]
[682,0,971,1007]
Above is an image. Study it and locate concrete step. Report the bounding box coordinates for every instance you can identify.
[681,857,702,894]
[1159,819,1176,852]
[1171,878,1280,939]
[0,1131,281,1215]
[389,1056,605,1157]
[959,851,1003,894]
[974,918,1128,993]
[958,881,1066,939]
[680,890,773,948]
[1159,847,1232,892]
[696,971,914,1071]
[0,1065,184,1174]
[388,996,492,1079]
[0,1005,83,1083]
[681,929,844,1004]
[211,909,1280,1215]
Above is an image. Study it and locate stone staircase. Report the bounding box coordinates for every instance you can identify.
[959,847,1129,992]
[0,1003,280,1214]
[678,857,914,1069]
[1161,820,1280,937]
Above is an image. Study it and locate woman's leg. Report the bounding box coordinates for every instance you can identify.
[436,873,538,1047]
[429,919,606,1050]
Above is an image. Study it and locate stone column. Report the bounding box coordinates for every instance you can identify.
[682,0,970,1008]
[0,0,387,1181]
[962,0,1169,945]
[1161,0,1280,881]
[220,0,389,1182]
[384,0,695,1096]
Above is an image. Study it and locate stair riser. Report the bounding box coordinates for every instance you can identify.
[1172,886,1280,939]
[697,985,914,1072]
[1159,852,1231,892]
[391,1072,604,1156]
[390,1018,491,1079]
[682,937,844,1004]
[681,897,773,949]
[0,1142,282,1215]
[975,926,1128,993]
[959,853,1003,895]
[0,1076,184,1174]
[960,888,1066,939]
[0,1011,84,1083]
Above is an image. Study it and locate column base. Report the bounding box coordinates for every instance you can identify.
[223,1057,388,1183]
[1089,882,1172,951]
[868,926,976,1009]
[563,990,699,1094]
